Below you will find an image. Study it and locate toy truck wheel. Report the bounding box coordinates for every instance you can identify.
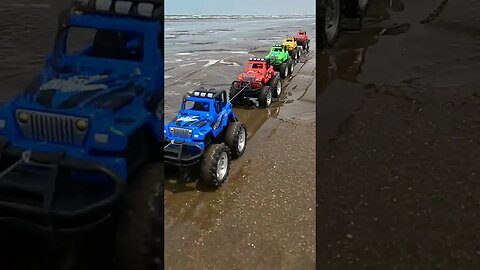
[290,50,297,60]
[320,0,341,48]
[225,122,247,159]
[279,63,289,79]
[258,85,273,107]
[288,59,295,75]
[115,164,163,270]
[229,85,244,106]
[296,48,301,59]
[270,76,282,98]
[200,144,231,187]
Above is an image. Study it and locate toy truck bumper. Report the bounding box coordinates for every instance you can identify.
[0,137,125,235]
[164,141,204,167]
[296,39,308,46]
[231,81,263,98]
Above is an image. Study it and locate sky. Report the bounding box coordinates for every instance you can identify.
[165,0,316,15]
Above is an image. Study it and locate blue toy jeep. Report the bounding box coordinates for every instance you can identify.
[0,0,163,268]
[164,88,247,187]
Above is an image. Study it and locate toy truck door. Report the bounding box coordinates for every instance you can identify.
[211,92,228,136]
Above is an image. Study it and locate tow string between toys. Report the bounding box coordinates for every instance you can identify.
[0,150,56,179]
[229,81,252,102]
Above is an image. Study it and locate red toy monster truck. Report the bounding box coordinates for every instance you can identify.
[229,57,283,108]
[295,30,310,52]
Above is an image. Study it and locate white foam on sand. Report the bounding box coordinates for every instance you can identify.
[180,63,196,67]
[166,90,181,96]
[219,60,240,67]
[164,75,173,80]
[202,60,220,67]
[176,52,193,56]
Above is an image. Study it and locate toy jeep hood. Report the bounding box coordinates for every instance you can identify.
[172,113,210,128]
[20,72,148,113]
[237,70,264,81]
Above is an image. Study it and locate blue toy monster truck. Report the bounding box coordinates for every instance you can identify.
[0,1,163,268]
[164,88,247,187]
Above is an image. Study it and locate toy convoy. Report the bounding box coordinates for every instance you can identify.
[164,88,247,187]
[164,31,310,185]
[229,58,282,107]
[0,0,163,269]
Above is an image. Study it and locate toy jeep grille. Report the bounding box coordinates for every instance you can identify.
[244,76,255,82]
[171,128,191,139]
[16,110,88,146]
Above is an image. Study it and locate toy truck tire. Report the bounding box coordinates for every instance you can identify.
[258,85,273,107]
[225,122,247,159]
[200,144,231,187]
[279,63,288,79]
[288,59,294,75]
[290,49,297,60]
[296,48,301,59]
[229,85,244,106]
[114,163,163,270]
[269,76,282,98]
[319,0,341,48]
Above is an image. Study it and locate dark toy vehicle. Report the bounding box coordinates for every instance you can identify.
[295,30,310,52]
[0,0,163,268]
[265,45,295,79]
[229,58,282,108]
[164,88,247,187]
[319,0,370,48]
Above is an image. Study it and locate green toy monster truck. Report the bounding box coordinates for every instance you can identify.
[264,45,295,79]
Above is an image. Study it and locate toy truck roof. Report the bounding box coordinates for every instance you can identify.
[248,57,267,62]
[72,0,163,20]
[187,88,226,99]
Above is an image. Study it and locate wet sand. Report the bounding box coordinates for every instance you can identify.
[164,17,316,269]
[318,0,480,268]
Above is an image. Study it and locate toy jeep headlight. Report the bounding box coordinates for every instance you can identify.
[188,130,193,135]
[75,119,88,131]
[169,127,174,133]
[17,111,29,124]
